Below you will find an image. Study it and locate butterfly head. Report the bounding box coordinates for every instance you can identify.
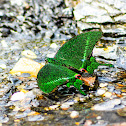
[75,72,96,87]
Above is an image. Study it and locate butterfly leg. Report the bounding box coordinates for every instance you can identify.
[73,79,86,95]
[86,57,114,74]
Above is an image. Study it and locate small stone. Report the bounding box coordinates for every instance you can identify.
[15,113,27,118]
[122,93,126,96]
[117,107,126,116]
[14,119,20,123]
[84,120,92,126]
[103,92,112,98]
[79,97,86,102]
[0,64,6,69]
[70,111,79,118]
[91,99,124,111]
[10,92,25,101]
[62,101,75,106]
[1,40,8,48]
[0,116,9,123]
[50,43,58,49]
[49,105,59,110]
[27,112,40,116]
[96,116,101,120]
[10,58,43,77]
[27,115,44,121]
[96,88,106,96]
[21,50,37,59]
[99,83,108,87]
[60,104,70,110]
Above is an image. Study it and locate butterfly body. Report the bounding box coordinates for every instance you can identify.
[37,31,110,95]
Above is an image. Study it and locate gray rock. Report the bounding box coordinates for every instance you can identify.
[74,0,126,23]
[74,2,112,22]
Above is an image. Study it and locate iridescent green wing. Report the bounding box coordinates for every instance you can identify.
[53,31,102,70]
[37,63,77,94]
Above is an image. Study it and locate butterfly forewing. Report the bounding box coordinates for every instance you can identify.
[54,31,102,70]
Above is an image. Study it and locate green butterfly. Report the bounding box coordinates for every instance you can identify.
[37,31,112,95]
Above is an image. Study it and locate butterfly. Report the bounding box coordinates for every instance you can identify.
[37,31,104,95]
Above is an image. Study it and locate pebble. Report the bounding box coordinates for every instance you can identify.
[96,116,101,120]
[10,58,43,77]
[1,40,8,48]
[96,88,106,96]
[50,43,58,49]
[103,92,112,98]
[70,111,79,118]
[117,107,126,116]
[60,104,70,110]
[91,99,124,111]
[21,50,37,59]
[0,64,6,69]
[79,97,86,102]
[27,115,44,121]
[99,83,108,87]
[83,120,92,126]
[15,113,27,119]
[10,92,25,101]
[0,60,6,69]
[62,100,75,106]
[49,105,59,110]
[0,116,9,123]
[122,93,126,96]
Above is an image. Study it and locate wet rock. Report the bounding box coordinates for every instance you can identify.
[91,99,125,111]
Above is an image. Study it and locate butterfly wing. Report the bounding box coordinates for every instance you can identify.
[53,31,102,70]
[37,63,77,93]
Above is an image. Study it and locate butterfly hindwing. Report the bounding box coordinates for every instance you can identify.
[37,63,76,93]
